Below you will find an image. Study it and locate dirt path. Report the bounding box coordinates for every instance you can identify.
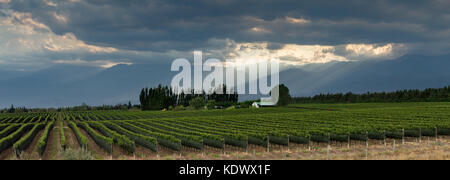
[134,145,158,160]
[64,122,80,150]
[0,147,13,160]
[111,144,130,159]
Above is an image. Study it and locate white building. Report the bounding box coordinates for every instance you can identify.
[252,102,276,108]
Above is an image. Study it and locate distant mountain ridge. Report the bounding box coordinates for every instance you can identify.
[0,54,449,108]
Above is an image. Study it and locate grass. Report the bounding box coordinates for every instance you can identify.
[341,149,350,153]
[60,149,94,160]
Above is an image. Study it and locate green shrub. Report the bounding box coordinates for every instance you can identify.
[189,97,206,110]
[206,100,216,110]
[174,105,185,111]
[226,106,236,110]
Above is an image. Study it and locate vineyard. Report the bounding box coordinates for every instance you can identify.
[0,102,449,160]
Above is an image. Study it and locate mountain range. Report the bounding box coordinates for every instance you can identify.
[0,54,449,108]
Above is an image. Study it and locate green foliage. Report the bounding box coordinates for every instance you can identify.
[1,102,449,156]
[275,84,291,106]
[13,123,45,156]
[88,121,135,154]
[36,121,55,156]
[141,120,225,149]
[206,100,216,110]
[67,121,88,149]
[239,100,254,108]
[78,122,113,154]
[139,84,238,111]
[159,118,247,148]
[292,86,450,103]
[132,121,203,149]
[0,124,21,139]
[189,97,206,110]
[0,124,9,132]
[226,106,235,110]
[140,85,177,111]
[59,121,66,150]
[102,121,157,152]
[174,105,185,111]
[0,124,34,153]
[116,121,181,151]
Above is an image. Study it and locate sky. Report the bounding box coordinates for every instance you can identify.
[1,0,449,70]
[0,0,449,107]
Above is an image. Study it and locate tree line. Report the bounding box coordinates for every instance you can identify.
[139,84,239,111]
[292,86,450,103]
[1,102,139,113]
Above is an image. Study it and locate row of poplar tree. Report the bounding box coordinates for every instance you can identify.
[139,84,238,110]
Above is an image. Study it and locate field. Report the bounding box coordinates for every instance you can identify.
[0,102,449,160]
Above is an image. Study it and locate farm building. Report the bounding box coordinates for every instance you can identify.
[252,102,276,108]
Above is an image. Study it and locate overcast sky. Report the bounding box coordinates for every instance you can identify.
[1,0,449,71]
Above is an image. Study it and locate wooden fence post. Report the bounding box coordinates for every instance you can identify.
[419,128,422,143]
[223,143,226,155]
[110,144,113,160]
[246,137,249,154]
[327,133,331,160]
[393,140,396,152]
[287,135,290,152]
[308,135,311,151]
[402,129,405,145]
[435,127,438,142]
[347,134,350,149]
[365,131,369,160]
[327,145,330,160]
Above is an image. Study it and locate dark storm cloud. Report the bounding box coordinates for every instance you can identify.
[6,0,450,52]
[1,0,450,107]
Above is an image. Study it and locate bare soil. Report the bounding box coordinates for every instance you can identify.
[64,122,80,149]
[0,147,13,160]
